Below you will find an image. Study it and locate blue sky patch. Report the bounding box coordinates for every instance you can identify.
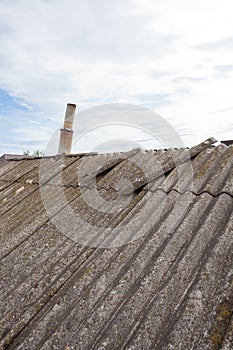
[0,89,30,113]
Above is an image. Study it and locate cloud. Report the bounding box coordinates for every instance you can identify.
[213,64,233,79]
[215,64,233,72]
[216,106,233,113]
[0,0,233,154]
[195,37,233,51]
[172,76,207,84]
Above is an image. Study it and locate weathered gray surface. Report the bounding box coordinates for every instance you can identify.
[0,138,232,350]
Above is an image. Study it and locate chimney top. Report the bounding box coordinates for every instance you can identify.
[58,103,76,154]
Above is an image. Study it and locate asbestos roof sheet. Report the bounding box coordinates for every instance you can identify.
[0,138,232,350]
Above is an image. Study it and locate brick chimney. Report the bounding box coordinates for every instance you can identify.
[58,103,76,154]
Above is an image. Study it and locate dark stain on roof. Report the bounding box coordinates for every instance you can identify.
[0,138,232,350]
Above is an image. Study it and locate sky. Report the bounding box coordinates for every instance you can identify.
[0,0,233,155]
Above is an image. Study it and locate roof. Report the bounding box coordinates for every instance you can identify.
[221,140,233,146]
[0,137,232,350]
[0,154,30,160]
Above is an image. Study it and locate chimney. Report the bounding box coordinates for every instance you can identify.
[58,103,76,154]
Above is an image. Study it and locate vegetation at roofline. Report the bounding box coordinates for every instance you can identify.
[23,150,45,157]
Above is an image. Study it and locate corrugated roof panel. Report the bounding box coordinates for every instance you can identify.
[0,160,24,178]
[0,185,80,260]
[0,160,7,169]
[70,195,232,350]
[76,150,148,190]
[0,182,36,216]
[219,312,233,350]
[0,159,40,183]
[125,207,233,350]
[0,138,232,349]
[204,145,233,196]
[46,157,83,186]
[143,145,233,197]
[170,145,226,193]
[37,180,151,249]
[165,216,233,350]
[94,138,218,195]
[0,180,12,192]
[0,191,188,348]
[221,169,233,197]
[26,150,140,188]
[18,156,77,185]
[5,192,232,350]
[0,224,76,328]
[47,152,130,187]
[94,149,171,192]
